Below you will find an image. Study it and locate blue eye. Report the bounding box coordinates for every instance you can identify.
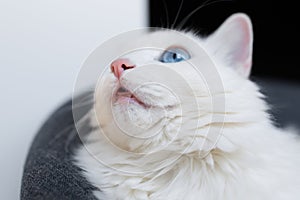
[159,47,191,63]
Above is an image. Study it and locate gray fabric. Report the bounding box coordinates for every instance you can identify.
[20,96,99,200]
[20,78,299,200]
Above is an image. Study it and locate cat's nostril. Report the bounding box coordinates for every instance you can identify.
[121,64,127,70]
[110,58,135,79]
[121,63,135,70]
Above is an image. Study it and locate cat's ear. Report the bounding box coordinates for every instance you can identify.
[205,13,253,78]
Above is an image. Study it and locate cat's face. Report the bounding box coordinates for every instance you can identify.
[94,14,254,153]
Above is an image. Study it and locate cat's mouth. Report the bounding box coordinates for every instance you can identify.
[113,80,180,109]
[114,86,149,108]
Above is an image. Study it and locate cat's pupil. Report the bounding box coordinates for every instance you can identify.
[172,53,177,59]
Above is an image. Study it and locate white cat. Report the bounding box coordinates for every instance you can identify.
[75,13,300,200]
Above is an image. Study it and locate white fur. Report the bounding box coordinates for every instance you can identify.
[74,14,300,200]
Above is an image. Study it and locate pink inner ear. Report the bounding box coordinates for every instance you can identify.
[237,18,251,60]
[228,14,253,77]
[235,32,251,75]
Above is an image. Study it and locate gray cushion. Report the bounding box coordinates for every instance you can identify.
[20,94,99,200]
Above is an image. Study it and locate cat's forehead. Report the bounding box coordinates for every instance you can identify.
[134,30,203,50]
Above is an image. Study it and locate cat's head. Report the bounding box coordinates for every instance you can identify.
[93,13,267,154]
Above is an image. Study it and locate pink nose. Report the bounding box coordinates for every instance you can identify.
[110,58,135,79]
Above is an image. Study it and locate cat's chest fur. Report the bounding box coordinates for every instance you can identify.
[76,120,300,200]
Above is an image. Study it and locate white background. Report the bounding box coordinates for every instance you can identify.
[0,0,147,199]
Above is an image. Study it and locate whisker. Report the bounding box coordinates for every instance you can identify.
[162,0,170,28]
[159,17,165,29]
[171,0,184,29]
[176,0,231,30]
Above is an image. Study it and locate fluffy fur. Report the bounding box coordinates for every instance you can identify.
[75,14,300,200]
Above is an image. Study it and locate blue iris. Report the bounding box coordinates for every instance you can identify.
[159,47,190,63]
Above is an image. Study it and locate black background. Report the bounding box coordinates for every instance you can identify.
[149,0,299,81]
